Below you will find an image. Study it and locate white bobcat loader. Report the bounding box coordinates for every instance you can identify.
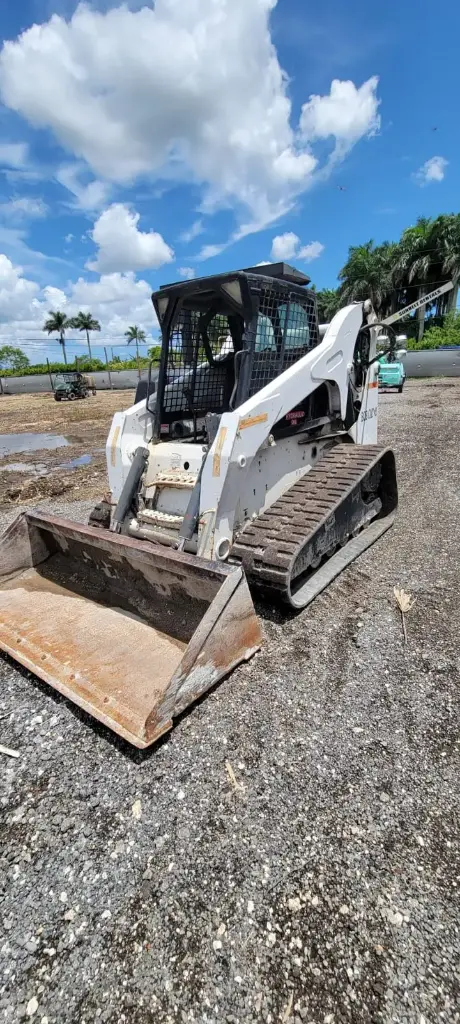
[0,263,421,749]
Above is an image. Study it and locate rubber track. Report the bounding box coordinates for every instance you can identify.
[230,444,393,603]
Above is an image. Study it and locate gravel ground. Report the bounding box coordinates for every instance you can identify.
[1,379,459,1024]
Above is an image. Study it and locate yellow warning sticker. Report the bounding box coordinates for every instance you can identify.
[110,425,120,467]
[239,412,268,431]
[213,427,228,477]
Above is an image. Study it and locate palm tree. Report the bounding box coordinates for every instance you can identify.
[315,288,342,323]
[43,310,71,365]
[392,218,436,340]
[70,311,101,361]
[435,213,460,313]
[124,325,146,362]
[334,215,459,341]
[338,241,396,316]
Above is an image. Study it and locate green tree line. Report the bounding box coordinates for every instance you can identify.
[0,346,161,377]
[315,213,460,346]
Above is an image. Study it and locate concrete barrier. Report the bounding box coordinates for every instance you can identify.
[404,350,460,377]
[0,369,150,395]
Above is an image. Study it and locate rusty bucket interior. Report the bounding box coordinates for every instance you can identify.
[0,512,262,748]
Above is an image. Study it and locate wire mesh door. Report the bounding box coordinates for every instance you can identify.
[162,309,236,424]
[245,283,319,398]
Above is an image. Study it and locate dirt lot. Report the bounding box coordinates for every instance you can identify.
[0,391,134,506]
[0,379,459,1024]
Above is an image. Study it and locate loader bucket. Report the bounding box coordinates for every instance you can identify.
[0,512,261,749]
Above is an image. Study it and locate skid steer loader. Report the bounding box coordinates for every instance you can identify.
[0,262,409,749]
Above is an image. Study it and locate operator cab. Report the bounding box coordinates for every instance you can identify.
[151,264,321,442]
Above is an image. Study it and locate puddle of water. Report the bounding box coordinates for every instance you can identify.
[0,433,71,458]
[2,462,48,475]
[0,452,95,476]
[57,454,93,470]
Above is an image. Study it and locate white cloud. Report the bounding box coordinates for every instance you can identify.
[298,241,325,262]
[0,197,47,219]
[0,142,29,169]
[255,261,271,266]
[271,232,300,261]
[415,156,448,186]
[180,220,203,244]
[178,267,196,280]
[198,243,226,261]
[0,2,381,229]
[69,273,157,337]
[299,77,380,161]
[87,203,174,274]
[271,233,324,263]
[65,233,74,244]
[0,253,39,321]
[43,285,67,309]
[56,163,110,211]
[0,252,157,347]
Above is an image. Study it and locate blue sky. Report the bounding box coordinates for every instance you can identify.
[0,0,458,362]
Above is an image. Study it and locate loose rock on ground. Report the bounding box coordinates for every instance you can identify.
[0,380,459,1023]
